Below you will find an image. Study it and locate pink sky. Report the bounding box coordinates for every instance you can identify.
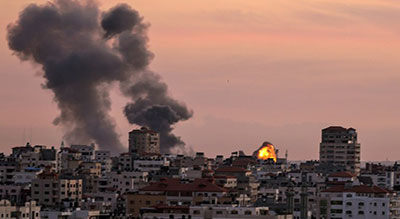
[1,0,400,160]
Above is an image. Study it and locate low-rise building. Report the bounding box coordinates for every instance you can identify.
[317,184,398,219]
[133,157,170,173]
[125,178,234,217]
[0,200,41,219]
[71,144,95,161]
[189,205,292,219]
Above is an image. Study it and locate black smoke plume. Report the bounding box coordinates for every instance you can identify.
[121,72,193,154]
[7,0,192,153]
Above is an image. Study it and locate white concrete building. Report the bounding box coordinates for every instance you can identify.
[327,171,357,183]
[98,171,149,194]
[82,192,118,213]
[288,172,325,185]
[317,184,399,219]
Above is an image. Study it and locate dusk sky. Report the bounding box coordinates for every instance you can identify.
[1,0,400,161]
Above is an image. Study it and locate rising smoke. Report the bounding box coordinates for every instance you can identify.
[7,0,192,154]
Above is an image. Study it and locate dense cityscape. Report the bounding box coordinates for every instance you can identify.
[0,126,399,218]
[2,0,400,218]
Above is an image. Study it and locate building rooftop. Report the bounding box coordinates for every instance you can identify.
[214,175,236,179]
[322,126,355,132]
[232,158,257,167]
[141,178,229,193]
[322,185,391,194]
[129,127,158,135]
[215,166,248,173]
[328,171,356,178]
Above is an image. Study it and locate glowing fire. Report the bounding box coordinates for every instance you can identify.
[257,144,277,162]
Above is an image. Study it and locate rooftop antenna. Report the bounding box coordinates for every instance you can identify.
[29,125,32,144]
[22,127,26,145]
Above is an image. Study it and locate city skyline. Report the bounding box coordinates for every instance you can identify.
[2,0,400,161]
[2,1,400,218]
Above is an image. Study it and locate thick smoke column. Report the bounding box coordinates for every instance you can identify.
[101,5,193,154]
[7,0,192,153]
[121,72,193,154]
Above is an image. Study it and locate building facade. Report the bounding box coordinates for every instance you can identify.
[31,169,82,208]
[317,184,398,219]
[319,126,361,175]
[128,127,160,155]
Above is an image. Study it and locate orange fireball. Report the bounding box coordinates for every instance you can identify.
[257,144,277,162]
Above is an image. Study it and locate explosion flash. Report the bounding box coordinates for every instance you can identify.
[257,143,277,162]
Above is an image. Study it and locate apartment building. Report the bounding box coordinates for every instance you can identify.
[31,169,82,208]
[319,126,361,175]
[317,184,399,219]
[0,200,41,219]
[70,144,95,161]
[128,127,160,155]
[125,178,233,217]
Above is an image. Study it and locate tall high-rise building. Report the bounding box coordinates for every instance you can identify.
[319,126,361,175]
[128,127,160,155]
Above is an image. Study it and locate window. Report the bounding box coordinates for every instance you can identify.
[346,202,352,206]
[231,210,238,215]
[245,210,252,215]
[216,211,223,215]
[331,209,343,214]
[358,211,364,215]
[331,200,343,205]
[346,210,352,215]
[193,210,200,215]
[359,202,364,206]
